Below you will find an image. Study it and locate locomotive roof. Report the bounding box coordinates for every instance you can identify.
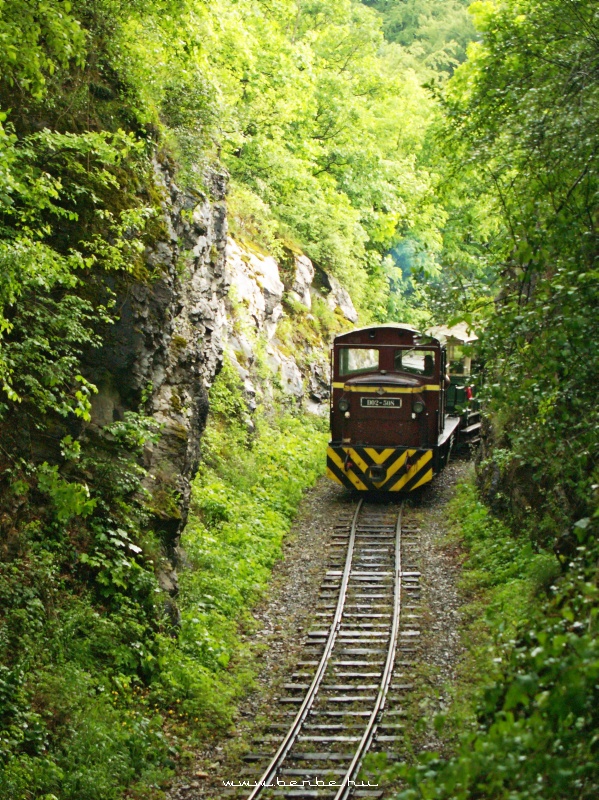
[334,323,441,345]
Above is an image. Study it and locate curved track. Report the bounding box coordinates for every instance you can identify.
[240,500,422,800]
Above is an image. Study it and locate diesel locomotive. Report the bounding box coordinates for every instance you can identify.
[326,323,462,492]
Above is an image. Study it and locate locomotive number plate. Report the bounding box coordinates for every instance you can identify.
[360,397,402,408]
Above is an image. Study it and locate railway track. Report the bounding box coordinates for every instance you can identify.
[235,499,422,799]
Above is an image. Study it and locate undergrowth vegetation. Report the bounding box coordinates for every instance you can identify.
[0,413,175,800]
[0,360,328,800]
[395,481,599,800]
[176,359,328,726]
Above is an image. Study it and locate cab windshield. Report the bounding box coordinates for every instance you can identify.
[394,348,436,377]
[339,347,379,376]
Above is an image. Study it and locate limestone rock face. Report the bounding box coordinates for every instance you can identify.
[222,238,330,409]
[83,176,359,604]
[222,237,361,416]
[87,163,229,573]
[290,254,315,309]
[321,271,358,323]
[225,238,284,338]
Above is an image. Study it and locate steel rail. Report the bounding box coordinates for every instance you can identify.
[245,499,364,800]
[333,502,404,800]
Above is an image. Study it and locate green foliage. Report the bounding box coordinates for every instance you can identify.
[395,481,599,800]
[174,363,328,722]
[0,401,174,797]
[0,673,171,800]
[402,13,599,758]
[150,0,447,316]
[0,18,179,795]
[206,356,250,428]
[0,540,172,799]
[36,463,97,521]
[11,0,593,797]
[227,182,284,258]
[311,296,343,340]
[365,0,477,72]
[0,0,85,100]
[429,0,599,534]
[0,126,154,414]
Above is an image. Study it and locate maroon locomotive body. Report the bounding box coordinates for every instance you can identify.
[327,324,460,491]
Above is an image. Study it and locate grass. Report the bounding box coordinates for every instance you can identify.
[170,358,329,733]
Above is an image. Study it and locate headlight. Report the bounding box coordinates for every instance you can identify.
[413,400,425,414]
[338,397,350,412]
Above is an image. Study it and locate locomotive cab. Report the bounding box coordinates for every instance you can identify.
[327,324,461,492]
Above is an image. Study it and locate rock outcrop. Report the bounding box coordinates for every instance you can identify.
[87,164,229,589]
[225,238,284,341]
[85,176,358,597]
[290,254,315,309]
[321,270,359,323]
[223,237,357,413]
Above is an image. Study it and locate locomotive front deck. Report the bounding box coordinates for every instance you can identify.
[327,324,459,492]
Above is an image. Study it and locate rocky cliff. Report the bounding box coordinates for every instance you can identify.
[84,165,357,592]
[223,237,356,417]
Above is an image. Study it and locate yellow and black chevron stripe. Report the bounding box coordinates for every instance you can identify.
[326,445,434,492]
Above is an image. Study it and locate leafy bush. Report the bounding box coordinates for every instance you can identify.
[170,364,328,725]
[430,0,599,537]
[394,481,599,800]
